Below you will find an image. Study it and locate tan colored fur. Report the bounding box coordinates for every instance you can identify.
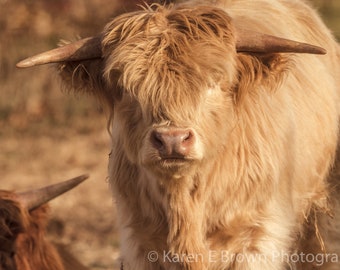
[58,1,340,269]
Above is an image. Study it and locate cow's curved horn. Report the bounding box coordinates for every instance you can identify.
[235,27,326,55]
[17,174,89,211]
[16,36,102,68]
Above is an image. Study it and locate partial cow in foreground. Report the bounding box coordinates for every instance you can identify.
[17,0,340,269]
[0,175,88,270]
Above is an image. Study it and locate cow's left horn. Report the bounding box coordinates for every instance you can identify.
[235,27,326,55]
[16,36,102,68]
[17,174,89,211]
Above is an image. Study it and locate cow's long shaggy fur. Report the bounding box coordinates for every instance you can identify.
[58,1,340,269]
[0,190,90,270]
[0,192,25,270]
[0,191,64,270]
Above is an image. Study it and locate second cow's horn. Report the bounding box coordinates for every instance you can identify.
[18,174,89,211]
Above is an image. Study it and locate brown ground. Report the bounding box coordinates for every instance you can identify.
[1,120,120,269]
[1,1,339,270]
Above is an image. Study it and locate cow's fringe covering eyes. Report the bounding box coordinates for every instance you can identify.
[57,4,292,119]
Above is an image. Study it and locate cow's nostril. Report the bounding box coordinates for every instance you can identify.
[150,131,165,149]
[182,131,192,142]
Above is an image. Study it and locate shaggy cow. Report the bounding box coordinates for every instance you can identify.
[0,175,88,270]
[17,0,340,269]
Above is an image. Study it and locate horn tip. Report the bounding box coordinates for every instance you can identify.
[63,174,90,189]
[72,174,90,184]
[16,58,35,68]
[317,47,327,55]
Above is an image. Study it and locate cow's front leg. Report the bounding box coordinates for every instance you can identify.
[231,218,295,270]
[208,205,296,269]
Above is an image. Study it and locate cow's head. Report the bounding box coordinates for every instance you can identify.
[0,175,87,270]
[17,5,325,179]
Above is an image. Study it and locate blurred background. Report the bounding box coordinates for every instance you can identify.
[0,0,339,269]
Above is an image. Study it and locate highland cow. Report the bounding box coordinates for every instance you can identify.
[0,175,88,270]
[17,0,340,269]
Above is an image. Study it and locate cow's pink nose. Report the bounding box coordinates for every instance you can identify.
[150,128,194,158]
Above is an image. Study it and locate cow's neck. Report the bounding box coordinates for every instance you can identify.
[141,167,210,268]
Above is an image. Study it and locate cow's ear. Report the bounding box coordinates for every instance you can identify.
[58,59,103,94]
[233,53,290,104]
[57,59,121,106]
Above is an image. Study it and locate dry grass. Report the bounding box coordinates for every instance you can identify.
[0,0,339,269]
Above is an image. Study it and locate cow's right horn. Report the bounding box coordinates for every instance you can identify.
[235,27,326,55]
[16,36,102,68]
[18,174,89,211]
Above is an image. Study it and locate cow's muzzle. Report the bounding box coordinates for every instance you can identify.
[150,127,194,160]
